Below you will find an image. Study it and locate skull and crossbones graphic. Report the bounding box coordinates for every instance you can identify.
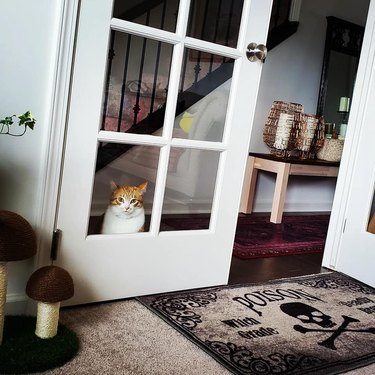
[280,302,375,350]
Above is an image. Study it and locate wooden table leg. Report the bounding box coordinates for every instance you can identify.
[240,154,339,223]
[270,162,291,223]
[240,156,258,214]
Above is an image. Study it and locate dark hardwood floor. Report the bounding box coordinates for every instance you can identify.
[228,252,325,285]
[227,211,328,285]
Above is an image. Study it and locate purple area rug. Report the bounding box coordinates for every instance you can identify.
[233,214,329,259]
[161,215,329,260]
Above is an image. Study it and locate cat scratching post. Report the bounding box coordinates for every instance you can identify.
[26,265,74,339]
[0,211,37,344]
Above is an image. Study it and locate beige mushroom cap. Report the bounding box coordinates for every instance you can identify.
[0,210,37,262]
[26,265,74,303]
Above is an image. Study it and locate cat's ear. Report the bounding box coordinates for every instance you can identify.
[110,180,119,191]
[138,181,148,194]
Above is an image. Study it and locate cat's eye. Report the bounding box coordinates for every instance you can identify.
[117,197,125,203]
[130,198,137,205]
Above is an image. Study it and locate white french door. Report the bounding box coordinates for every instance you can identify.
[323,0,375,287]
[55,0,272,305]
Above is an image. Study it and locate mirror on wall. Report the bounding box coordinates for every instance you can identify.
[317,17,365,137]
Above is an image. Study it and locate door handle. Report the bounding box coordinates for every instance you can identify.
[246,43,267,62]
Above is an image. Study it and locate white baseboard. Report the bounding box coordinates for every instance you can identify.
[5,293,28,315]
[94,200,331,216]
[252,201,333,213]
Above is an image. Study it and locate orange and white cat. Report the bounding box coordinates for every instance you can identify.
[101,181,148,234]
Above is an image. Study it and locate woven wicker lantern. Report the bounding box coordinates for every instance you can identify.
[263,101,325,159]
[26,265,74,339]
[0,210,37,345]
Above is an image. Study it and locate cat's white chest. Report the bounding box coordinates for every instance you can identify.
[101,206,145,234]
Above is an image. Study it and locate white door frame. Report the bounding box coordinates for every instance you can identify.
[322,0,375,271]
[33,0,80,270]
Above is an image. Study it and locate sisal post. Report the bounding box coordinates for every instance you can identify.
[35,301,60,339]
[0,262,8,345]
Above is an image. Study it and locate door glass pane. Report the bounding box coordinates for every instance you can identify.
[174,48,234,142]
[367,188,375,234]
[88,142,160,235]
[160,148,221,231]
[113,0,180,32]
[187,0,244,48]
[101,31,173,135]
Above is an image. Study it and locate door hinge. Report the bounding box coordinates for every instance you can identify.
[50,229,62,261]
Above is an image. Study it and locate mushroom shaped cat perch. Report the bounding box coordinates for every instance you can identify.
[26,265,74,339]
[0,210,37,344]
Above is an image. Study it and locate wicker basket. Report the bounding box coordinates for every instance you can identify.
[263,101,324,159]
[296,114,325,159]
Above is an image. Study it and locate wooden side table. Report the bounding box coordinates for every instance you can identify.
[240,152,340,223]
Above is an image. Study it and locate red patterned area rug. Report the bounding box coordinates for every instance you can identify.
[161,215,329,260]
[139,272,375,375]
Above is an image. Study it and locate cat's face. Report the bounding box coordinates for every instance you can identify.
[109,181,147,217]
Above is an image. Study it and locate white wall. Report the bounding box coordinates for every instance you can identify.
[249,0,370,213]
[0,1,62,312]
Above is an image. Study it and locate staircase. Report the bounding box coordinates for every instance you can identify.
[267,0,300,51]
[96,0,299,172]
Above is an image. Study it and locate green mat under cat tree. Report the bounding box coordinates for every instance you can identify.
[0,315,79,374]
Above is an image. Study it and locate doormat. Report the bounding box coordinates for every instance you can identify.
[161,215,329,259]
[139,272,375,375]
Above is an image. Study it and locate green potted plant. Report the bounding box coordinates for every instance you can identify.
[0,111,36,136]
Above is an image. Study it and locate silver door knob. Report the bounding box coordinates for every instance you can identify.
[246,43,267,62]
